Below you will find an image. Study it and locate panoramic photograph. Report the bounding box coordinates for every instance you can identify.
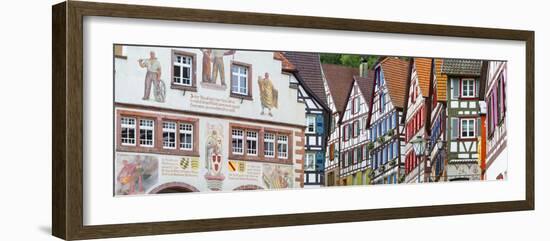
[113,45,508,195]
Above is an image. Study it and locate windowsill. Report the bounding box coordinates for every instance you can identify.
[230,93,253,101]
[114,55,127,59]
[171,84,197,92]
[117,145,200,157]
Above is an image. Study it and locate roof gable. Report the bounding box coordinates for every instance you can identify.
[322,64,358,115]
[413,58,432,97]
[379,58,410,109]
[283,52,327,106]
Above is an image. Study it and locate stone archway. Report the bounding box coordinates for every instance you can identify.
[149,182,200,194]
[233,185,264,191]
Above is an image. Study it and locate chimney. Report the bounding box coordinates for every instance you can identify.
[359,58,369,77]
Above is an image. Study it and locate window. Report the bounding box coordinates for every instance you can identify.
[232,129,244,154]
[139,119,154,147]
[379,93,385,113]
[460,118,475,138]
[353,148,358,164]
[246,131,258,156]
[179,123,193,150]
[353,97,360,114]
[277,135,288,159]
[306,115,316,133]
[264,133,275,157]
[461,79,475,98]
[353,120,359,137]
[162,122,176,149]
[173,54,193,86]
[121,117,136,146]
[231,64,249,96]
[305,152,316,171]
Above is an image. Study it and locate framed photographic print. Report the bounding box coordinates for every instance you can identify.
[52,1,534,240]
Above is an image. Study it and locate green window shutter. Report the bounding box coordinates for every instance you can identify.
[451,118,459,140]
[477,118,481,137]
[451,78,459,100]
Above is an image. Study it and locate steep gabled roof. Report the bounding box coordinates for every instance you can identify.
[273,52,297,72]
[434,58,448,101]
[379,58,410,109]
[414,58,432,97]
[322,64,358,115]
[441,59,482,76]
[283,52,327,106]
[356,70,375,107]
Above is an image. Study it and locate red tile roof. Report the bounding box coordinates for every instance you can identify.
[379,58,410,109]
[414,58,433,97]
[434,59,448,101]
[322,64,358,115]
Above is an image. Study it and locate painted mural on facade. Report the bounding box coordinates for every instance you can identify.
[113,44,508,196]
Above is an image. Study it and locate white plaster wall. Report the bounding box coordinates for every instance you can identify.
[115,46,305,127]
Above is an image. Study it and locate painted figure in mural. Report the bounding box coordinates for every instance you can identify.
[210,49,236,86]
[138,51,165,102]
[262,165,292,189]
[204,123,225,190]
[258,72,278,116]
[117,159,143,195]
[200,49,212,83]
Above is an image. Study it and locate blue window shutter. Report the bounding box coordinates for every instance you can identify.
[393,112,397,128]
[315,151,323,169]
[315,115,324,135]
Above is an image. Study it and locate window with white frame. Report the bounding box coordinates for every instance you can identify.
[173,54,193,86]
[179,123,193,150]
[162,121,176,149]
[305,152,316,171]
[461,79,475,98]
[264,133,275,157]
[121,117,136,146]
[246,131,258,156]
[231,64,248,95]
[460,118,475,138]
[306,115,316,133]
[277,135,288,159]
[232,129,244,154]
[139,119,154,147]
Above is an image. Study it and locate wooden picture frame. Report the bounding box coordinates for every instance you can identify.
[52,1,534,240]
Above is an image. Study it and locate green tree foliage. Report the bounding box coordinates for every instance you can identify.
[320,53,379,69]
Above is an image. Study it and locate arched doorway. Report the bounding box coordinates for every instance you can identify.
[149,182,200,194]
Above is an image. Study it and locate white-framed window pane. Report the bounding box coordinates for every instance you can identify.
[162,121,176,149]
[232,129,244,154]
[139,119,154,147]
[173,54,192,86]
[179,123,193,150]
[264,133,275,157]
[277,135,288,159]
[231,65,248,95]
[246,131,258,156]
[306,115,316,133]
[305,152,316,171]
[460,119,475,138]
[121,117,136,145]
[462,79,475,97]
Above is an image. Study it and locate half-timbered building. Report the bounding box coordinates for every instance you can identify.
[339,69,375,185]
[483,60,507,180]
[428,59,449,182]
[284,52,331,187]
[402,58,433,183]
[368,57,409,184]
[441,59,485,181]
[321,64,358,186]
